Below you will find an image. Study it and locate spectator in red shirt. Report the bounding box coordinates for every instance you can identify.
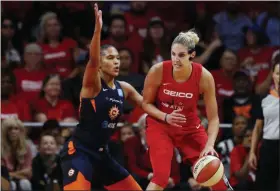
[255,49,280,96]
[238,24,277,80]
[1,69,32,121]
[230,128,255,190]
[216,115,248,178]
[124,1,160,38]
[123,115,180,189]
[33,74,77,123]
[101,14,143,72]
[1,117,33,191]
[38,12,80,79]
[13,43,48,104]
[141,17,171,75]
[210,49,239,120]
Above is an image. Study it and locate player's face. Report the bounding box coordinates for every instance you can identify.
[40,135,58,155]
[272,63,279,87]
[220,50,238,72]
[171,43,191,70]
[120,126,135,142]
[45,18,61,38]
[119,50,132,70]
[101,47,120,77]
[44,76,61,97]
[232,116,247,137]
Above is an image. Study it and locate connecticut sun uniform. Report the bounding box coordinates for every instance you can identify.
[60,79,136,190]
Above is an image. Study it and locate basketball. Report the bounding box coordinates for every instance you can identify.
[192,155,224,187]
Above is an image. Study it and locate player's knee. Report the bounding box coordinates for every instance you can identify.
[151,172,170,188]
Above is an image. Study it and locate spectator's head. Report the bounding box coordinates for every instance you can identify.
[232,115,248,138]
[171,29,199,67]
[272,62,279,90]
[23,43,43,70]
[147,17,165,41]
[40,74,61,98]
[242,128,253,148]
[109,14,126,40]
[1,68,16,99]
[244,25,268,47]
[1,117,28,162]
[119,124,135,142]
[39,12,61,42]
[226,1,240,15]
[1,16,15,40]
[119,48,134,74]
[42,119,62,144]
[233,70,252,96]
[220,50,238,73]
[130,1,147,14]
[100,45,120,77]
[38,134,58,156]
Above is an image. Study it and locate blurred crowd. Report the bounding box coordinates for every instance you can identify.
[1,1,280,191]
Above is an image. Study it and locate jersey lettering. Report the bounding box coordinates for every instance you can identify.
[163,89,193,98]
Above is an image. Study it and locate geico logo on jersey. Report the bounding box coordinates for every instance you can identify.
[163,89,193,98]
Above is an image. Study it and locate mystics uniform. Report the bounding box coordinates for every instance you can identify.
[146,61,209,187]
[60,79,138,190]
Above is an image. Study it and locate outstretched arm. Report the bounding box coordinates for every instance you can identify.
[80,3,103,98]
[200,68,219,156]
[119,81,143,107]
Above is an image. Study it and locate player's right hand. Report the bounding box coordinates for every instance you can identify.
[248,152,257,170]
[94,3,103,32]
[166,109,186,127]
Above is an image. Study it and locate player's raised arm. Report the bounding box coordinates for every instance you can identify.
[81,3,103,98]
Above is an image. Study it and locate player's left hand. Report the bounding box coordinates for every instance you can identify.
[200,145,218,158]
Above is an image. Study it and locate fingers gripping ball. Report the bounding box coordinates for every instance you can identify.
[192,155,224,187]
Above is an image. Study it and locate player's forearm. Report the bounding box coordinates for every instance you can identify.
[89,31,101,68]
[205,118,219,147]
[142,103,166,122]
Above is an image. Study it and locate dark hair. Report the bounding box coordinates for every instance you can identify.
[101,44,115,56]
[118,47,134,63]
[39,133,57,145]
[1,68,16,88]
[42,119,61,132]
[108,14,127,27]
[39,74,61,97]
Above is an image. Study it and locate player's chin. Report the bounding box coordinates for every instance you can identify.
[110,71,119,77]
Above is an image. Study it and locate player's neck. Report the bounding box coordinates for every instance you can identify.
[101,75,115,89]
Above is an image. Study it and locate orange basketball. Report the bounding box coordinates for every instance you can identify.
[192,155,224,187]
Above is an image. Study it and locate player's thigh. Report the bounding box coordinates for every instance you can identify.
[99,154,141,190]
[60,150,92,190]
[176,130,208,163]
[146,123,174,162]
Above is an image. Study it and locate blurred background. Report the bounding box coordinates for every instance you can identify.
[1,1,279,191]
